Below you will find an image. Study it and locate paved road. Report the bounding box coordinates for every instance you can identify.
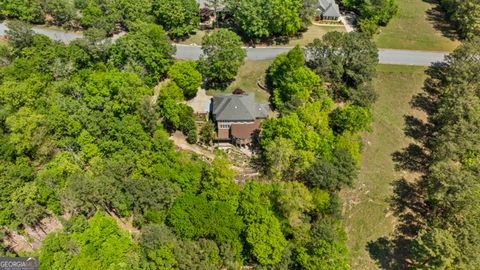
[0,22,83,43]
[176,45,447,65]
[0,22,447,66]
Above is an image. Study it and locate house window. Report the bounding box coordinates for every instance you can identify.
[220,124,230,129]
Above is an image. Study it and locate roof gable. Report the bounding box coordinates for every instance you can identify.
[212,94,268,121]
[318,0,341,17]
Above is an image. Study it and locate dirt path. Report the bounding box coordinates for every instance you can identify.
[169,132,260,181]
[2,216,63,253]
[169,132,215,160]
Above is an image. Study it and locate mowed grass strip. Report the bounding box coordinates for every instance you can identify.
[375,0,459,51]
[341,64,427,270]
[206,60,273,103]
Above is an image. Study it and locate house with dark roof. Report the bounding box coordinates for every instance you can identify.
[318,0,341,21]
[211,93,269,146]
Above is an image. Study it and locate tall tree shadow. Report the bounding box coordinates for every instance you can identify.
[423,0,458,40]
[392,143,429,173]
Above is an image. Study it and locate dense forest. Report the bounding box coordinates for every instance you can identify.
[0,5,380,270]
[368,38,480,269]
[0,0,399,39]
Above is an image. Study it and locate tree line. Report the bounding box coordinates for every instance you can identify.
[368,37,480,269]
[0,0,399,40]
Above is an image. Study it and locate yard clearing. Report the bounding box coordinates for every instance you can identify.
[375,0,459,51]
[341,64,427,270]
[274,24,346,47]
[206,60,272,103]
[177,30,208,45]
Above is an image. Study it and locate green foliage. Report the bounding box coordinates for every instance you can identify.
[39,212,140,270]
[329,105,372,134]
[110,23,176,84]
[239,182,288,266]
[385,38,480,269]
[152,0,200,39]
[168,61,202,99]
[77,0,121,34]
[5,20,35,52]
[306,32,378,104]
[275,181,314,234]
[261,102,335,158]
[199,121,215,146]
[0,20,357,269]
[267,46,324,111]
[43,0,78,26]
[167,194,245,245]
[0,0,45,23]
[342,0,398,34]
[226,0,303,40]
[436,0,480,38]
[200,156,240,210]
[198,29,246,88]
[303,149,358,191]
[157,81,198,142]
[245,214,288,266]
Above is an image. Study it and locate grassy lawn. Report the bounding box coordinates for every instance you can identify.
[272,24,346,47]
[177,30,208,45]
[206,60,272,103]
[341,64,427,270]
[375,0,459,51]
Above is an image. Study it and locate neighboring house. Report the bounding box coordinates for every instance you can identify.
[211,93,269,146]
[197,0,225,10]
[318,0,341,21]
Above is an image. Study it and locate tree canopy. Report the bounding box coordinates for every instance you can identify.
[198,29,246,88]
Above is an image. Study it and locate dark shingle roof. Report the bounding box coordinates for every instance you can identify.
[212,94,268,122]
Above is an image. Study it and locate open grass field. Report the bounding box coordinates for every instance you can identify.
[375,0,459,51]
[341,64,427,270]
[206,60,272,103]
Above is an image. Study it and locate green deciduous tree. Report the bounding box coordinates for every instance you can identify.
[0,0,45,23]
[306,32,378,103]
[198,29,246,88]
[110,23,176,84]
[168,61,202,99]
[152,0,200,39]
[200,156,240,210]
[226,0,303,40]
[245,214,288,266]
[342,0,398,35]
[39,212,140,270]
[167,194,245,247]
[5,20,35,52]
[329,105,372,134]
[43,0,78,26]
[268,47,324,111]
